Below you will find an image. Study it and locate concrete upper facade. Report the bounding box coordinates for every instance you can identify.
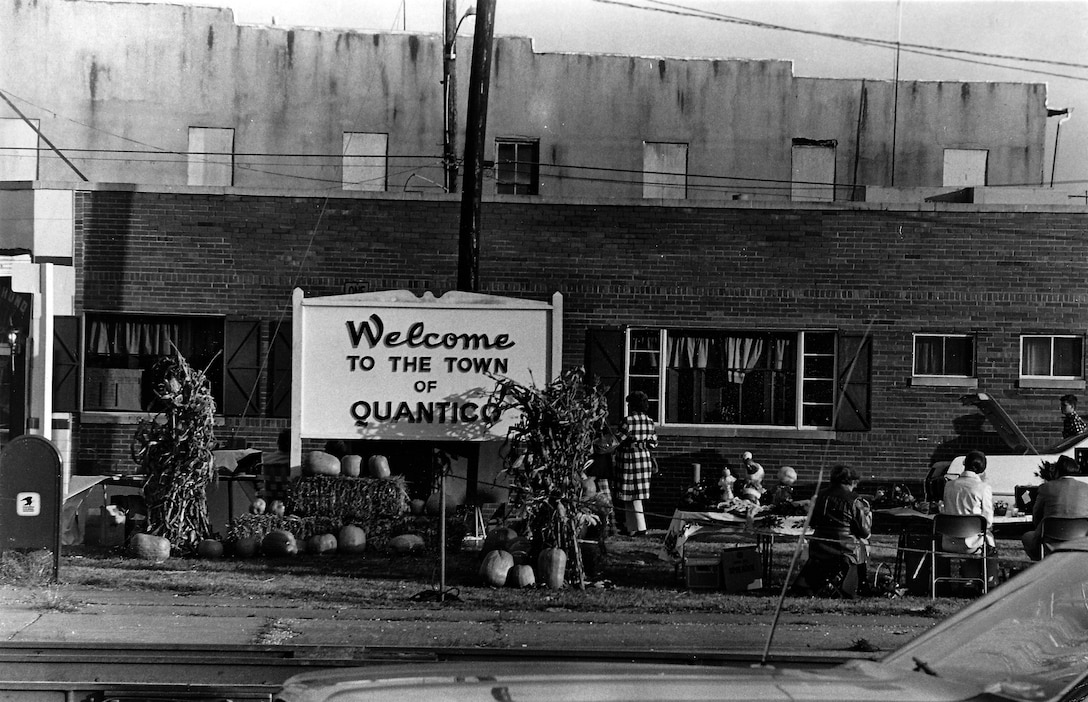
[0,0,1049,200]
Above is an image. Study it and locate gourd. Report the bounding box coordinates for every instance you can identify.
[233,536,259,558]
[307,533,337,554]
[479,549,514,587]
[509,564,536,588]
[129,533,171,562]
[341,454,363,478]
[368,454,391,479]
[537,547,567,589]
[196,538,224,559]
[249,497,267,515]
[338,524,367,554]
[262,529,299,556]
[303,450,341,476]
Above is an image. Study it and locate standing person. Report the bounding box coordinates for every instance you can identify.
[794,465,872,598]
[615,390,658,537]
[1060,394,1087,439]
[1021,455,1088,560]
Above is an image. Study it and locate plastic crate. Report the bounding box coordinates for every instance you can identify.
[683,556,721,590]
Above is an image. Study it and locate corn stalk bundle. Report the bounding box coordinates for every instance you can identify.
[487,367,609,590]
[287,474,409,542]
[130,350,217,554]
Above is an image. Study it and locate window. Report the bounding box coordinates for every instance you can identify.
[187,127,234,186]
[643,142,687,199]
[1021,335,1083,380]
[914,334,974,377]
[342,132,388,192]
[84,314,224,412]
[791,139,836,201]
[626,329,840,428]
[495,138,539,195]
[0,118,39,181]
[943,149,988,187]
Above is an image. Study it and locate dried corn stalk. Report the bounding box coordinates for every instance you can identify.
[131,350,217,554]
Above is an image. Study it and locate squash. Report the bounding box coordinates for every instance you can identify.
[249,497,267,515]
[341,454,363,478]
[367,454,391,479]
[307,533,338,554]
[262,529,298,557]
[338,524,367,554]
[268,499,286,517]
[409,499,426,516]
[482,527,519,555]
[389,533,424,554]
[303,450,341,476]
[129,532,171,562]
[479,549,514,587]
[509,564,536,588]
[196,538,224,559]
[537,547,567,589]
[232,536,259,558]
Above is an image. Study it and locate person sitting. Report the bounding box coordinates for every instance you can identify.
[764,465,797,508]
[793,465,872,598]
[1021,454,1088,560]
[939,450,994,553]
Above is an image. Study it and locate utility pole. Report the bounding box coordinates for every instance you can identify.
[456,0,495,293]
[442,0,459,194]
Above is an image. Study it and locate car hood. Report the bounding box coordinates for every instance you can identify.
[959,392,1036,454]
[275,660,991,702]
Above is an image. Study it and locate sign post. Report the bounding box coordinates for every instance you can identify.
[0,435,63,580]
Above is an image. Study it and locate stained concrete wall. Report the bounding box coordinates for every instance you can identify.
[1,0,1048,199]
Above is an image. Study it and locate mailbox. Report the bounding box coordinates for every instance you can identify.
[0,435,63,577]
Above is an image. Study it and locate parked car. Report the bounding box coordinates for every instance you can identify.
[275,539,1088,701]
[926,392,1088,505]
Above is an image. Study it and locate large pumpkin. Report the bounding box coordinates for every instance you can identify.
[506,537,532,565]
[338,524,367,554]
[389,533,424,554]
[129,533,171,562]
[232,536,259,558]
[196,538,224,559]
[538,547,567,589]
[367,454,391,479]
[509,564,536,588]
[481,527,519,555]
[303,450,341,476]
[262,529,299,557]
[307,533,338,555]
[341,454,363,478]
[479,549,515,587]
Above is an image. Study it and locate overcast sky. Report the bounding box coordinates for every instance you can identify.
[92,0,1088,198]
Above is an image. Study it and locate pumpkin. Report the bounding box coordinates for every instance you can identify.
[249,497,267,515]
[482,527,519,555]
[509,564,536,588]
[367,454,391,479]
[303,450,341,476]
[425,491,454,515]
[506,537,532,565]
[268,499,286,517]
[307,533,337,554]
[409,499,426,516]
[196,538,224,559]
[232,536,259,558]
[341,454,363,478]
[538,547,567,589]
[389,533,424,554]
[479,549,514,587]
[338,524,367,554]
[262,529,298,557]
[129,533,171,562]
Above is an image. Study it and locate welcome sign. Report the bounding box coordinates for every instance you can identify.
[292,289,562,442]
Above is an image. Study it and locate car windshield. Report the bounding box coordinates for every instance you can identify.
[884,550,1088,701]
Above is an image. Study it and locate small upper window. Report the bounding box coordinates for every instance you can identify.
[914,334,974,377]
[495,138,539,195]
[1021,335,1083,379]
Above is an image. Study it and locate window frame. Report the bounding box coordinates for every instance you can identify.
[1020,334,1085,381]
[912,333,976,379]
[494,137,540,195]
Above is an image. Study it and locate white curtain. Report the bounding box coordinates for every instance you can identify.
[668,336,710,368]
[726,337,764,384]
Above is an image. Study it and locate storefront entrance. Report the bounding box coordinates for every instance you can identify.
[0,277,30,451]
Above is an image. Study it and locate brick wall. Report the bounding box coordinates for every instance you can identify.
[72,189,1088,523]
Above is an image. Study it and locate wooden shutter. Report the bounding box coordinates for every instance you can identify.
[585,327,625,426]
[222,319,261,417]
[52,316,80,412]
[835,334,872,431]
[268,321,292,418]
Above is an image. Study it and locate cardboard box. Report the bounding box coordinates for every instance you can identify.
[721,545,762,592]
[683,556,721,590]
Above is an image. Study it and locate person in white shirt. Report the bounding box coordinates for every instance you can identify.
[940,449,994,554]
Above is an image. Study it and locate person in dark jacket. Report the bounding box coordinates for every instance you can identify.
[794,464,872,598]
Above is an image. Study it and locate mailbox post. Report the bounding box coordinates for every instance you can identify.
[0,435,63,580]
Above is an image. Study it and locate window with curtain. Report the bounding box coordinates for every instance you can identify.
[628,329,836,428]
[84,314,224,411]
[914,334,974,377]
[1021,335,1083,379]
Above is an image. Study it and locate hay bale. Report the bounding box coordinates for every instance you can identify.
[284,474,409,545]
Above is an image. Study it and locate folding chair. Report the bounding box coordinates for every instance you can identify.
[930,514,989,599]
[1038,516,1088,560]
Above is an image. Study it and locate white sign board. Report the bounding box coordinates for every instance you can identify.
[293,289,562,443]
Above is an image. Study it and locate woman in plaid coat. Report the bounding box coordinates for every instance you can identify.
[616,391,658,536]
